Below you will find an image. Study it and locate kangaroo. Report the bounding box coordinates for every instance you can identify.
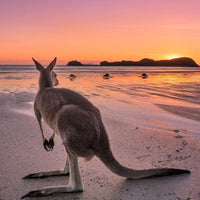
[22,58,190,198]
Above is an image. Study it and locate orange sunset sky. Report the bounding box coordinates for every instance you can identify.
[0,0,200,65]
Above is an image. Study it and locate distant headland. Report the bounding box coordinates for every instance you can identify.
[67,57,198,67]
[67,60,98,66]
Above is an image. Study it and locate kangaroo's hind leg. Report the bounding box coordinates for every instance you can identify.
[22,152,82,198]
[23,131,69,179]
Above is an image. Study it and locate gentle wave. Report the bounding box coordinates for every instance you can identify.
[0,65,199,73]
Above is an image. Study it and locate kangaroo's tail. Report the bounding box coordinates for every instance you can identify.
[95,124,190,179]
[96,148,190,179]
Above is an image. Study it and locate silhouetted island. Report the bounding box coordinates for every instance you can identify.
[66,57,198,67]
[67,60,83,66]
[100,57,198,67]
[67,60,97,66]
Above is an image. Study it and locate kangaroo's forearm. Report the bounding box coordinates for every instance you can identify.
[34,107,45,140]
[37,118,45,139]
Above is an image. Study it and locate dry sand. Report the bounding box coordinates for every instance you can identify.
[0,92,200,200]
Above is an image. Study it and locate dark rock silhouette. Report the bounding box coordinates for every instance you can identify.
[67,60,83,66]
[67,74,76,81]
[66,61,98,66]
[141,73,148,79]
[155,57,198,66]
[100,57,198,67]
[66,57,198,67]
[139,58,155,65]
[103,73,110,79]
[100,60,137,66]
[69,73,76,78]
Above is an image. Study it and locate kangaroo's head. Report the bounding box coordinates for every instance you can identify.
[32,57,59,90]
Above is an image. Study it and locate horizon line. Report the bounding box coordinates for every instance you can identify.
[0,56,199,66]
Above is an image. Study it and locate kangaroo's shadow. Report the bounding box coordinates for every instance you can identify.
[110,174,190,200]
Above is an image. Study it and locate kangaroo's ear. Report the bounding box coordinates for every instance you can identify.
[32,58,44,71]
[46,57,57,71]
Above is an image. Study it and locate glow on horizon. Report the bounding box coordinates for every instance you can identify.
[166,55,181,60]
[0,0,200,65]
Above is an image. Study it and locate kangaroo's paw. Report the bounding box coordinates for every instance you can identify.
[23,170,69,179]
[43,137,54,151]
[43,138,51,151]
[48,136,54,151]
[21,185,83,198]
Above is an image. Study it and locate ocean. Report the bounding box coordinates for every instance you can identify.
[0,65,200,106]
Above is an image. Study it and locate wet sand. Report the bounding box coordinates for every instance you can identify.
[156,104,200,122]
[0,92,200,200]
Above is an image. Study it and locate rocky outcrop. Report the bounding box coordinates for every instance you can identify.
[67,60,83,66]
[100,57,198,67]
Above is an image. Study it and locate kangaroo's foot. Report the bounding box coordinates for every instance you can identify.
[21,185,83,198]
[22,153,83,198]
[24,156,69,179]
[23,170,69,179]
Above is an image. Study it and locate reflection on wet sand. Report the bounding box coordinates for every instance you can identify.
[58,72,200,106]
[156,104,200,122]
[1,68,200,121]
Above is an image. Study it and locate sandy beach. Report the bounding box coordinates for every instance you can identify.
[1,0,200,199]
[0,67,200,200]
